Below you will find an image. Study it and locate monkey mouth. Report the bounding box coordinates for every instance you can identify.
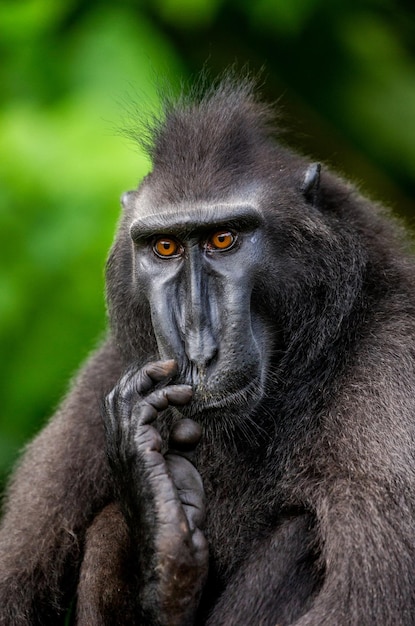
[181,376,264,416]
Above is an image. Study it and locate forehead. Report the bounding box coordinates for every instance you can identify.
[125,184,264,238]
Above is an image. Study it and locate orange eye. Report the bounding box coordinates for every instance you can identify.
[209,231,236,251]
[153,237,181,258]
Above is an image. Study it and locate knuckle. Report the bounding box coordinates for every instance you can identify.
[136,424,162,451]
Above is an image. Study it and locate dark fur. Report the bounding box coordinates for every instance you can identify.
[2,78,415,624]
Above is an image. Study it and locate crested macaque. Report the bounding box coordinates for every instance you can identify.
[1,78,415,625]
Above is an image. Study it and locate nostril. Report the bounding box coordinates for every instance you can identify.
[206,346,218,368]
[194,345,218,371]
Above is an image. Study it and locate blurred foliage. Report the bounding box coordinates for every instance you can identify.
[1,0,415,489]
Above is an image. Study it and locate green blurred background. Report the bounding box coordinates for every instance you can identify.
[1,0,415,491]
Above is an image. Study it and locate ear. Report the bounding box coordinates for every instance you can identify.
[120,190,139,211]
[301,163,321,205]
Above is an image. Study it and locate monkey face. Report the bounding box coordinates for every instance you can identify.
[127,197,270,415]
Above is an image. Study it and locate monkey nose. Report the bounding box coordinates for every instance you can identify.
[185,328,218,371]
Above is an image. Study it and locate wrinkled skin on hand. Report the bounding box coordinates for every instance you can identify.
[104,360,208,626]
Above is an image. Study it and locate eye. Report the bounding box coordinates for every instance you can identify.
[208,230,237,252]
[153,237,182,258]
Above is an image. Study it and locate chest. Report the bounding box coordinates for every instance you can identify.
[197,448,281,579]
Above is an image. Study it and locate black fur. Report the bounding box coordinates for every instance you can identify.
[1,78,415,625]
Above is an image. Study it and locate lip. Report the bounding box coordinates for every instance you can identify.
[182,377,264,414]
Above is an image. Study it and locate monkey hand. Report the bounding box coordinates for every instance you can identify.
[104,360,208,626]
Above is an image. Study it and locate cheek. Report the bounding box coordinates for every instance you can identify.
[212,308,269,381]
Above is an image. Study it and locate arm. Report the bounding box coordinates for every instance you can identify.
[0,341,122,625]
[76,360,208,626]
[206,485,415,626]
[206,513,321,626]
[290,486,415,626]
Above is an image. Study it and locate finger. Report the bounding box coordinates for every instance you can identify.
[116,360,178,402]
[133,360,178,395]
[165,455,206,529]
[164,385,193,406]
[104,361,178,421]
[131,402,158,424]
[134,423,163,453]
[131,385,193,425]
[169,419,202,453]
